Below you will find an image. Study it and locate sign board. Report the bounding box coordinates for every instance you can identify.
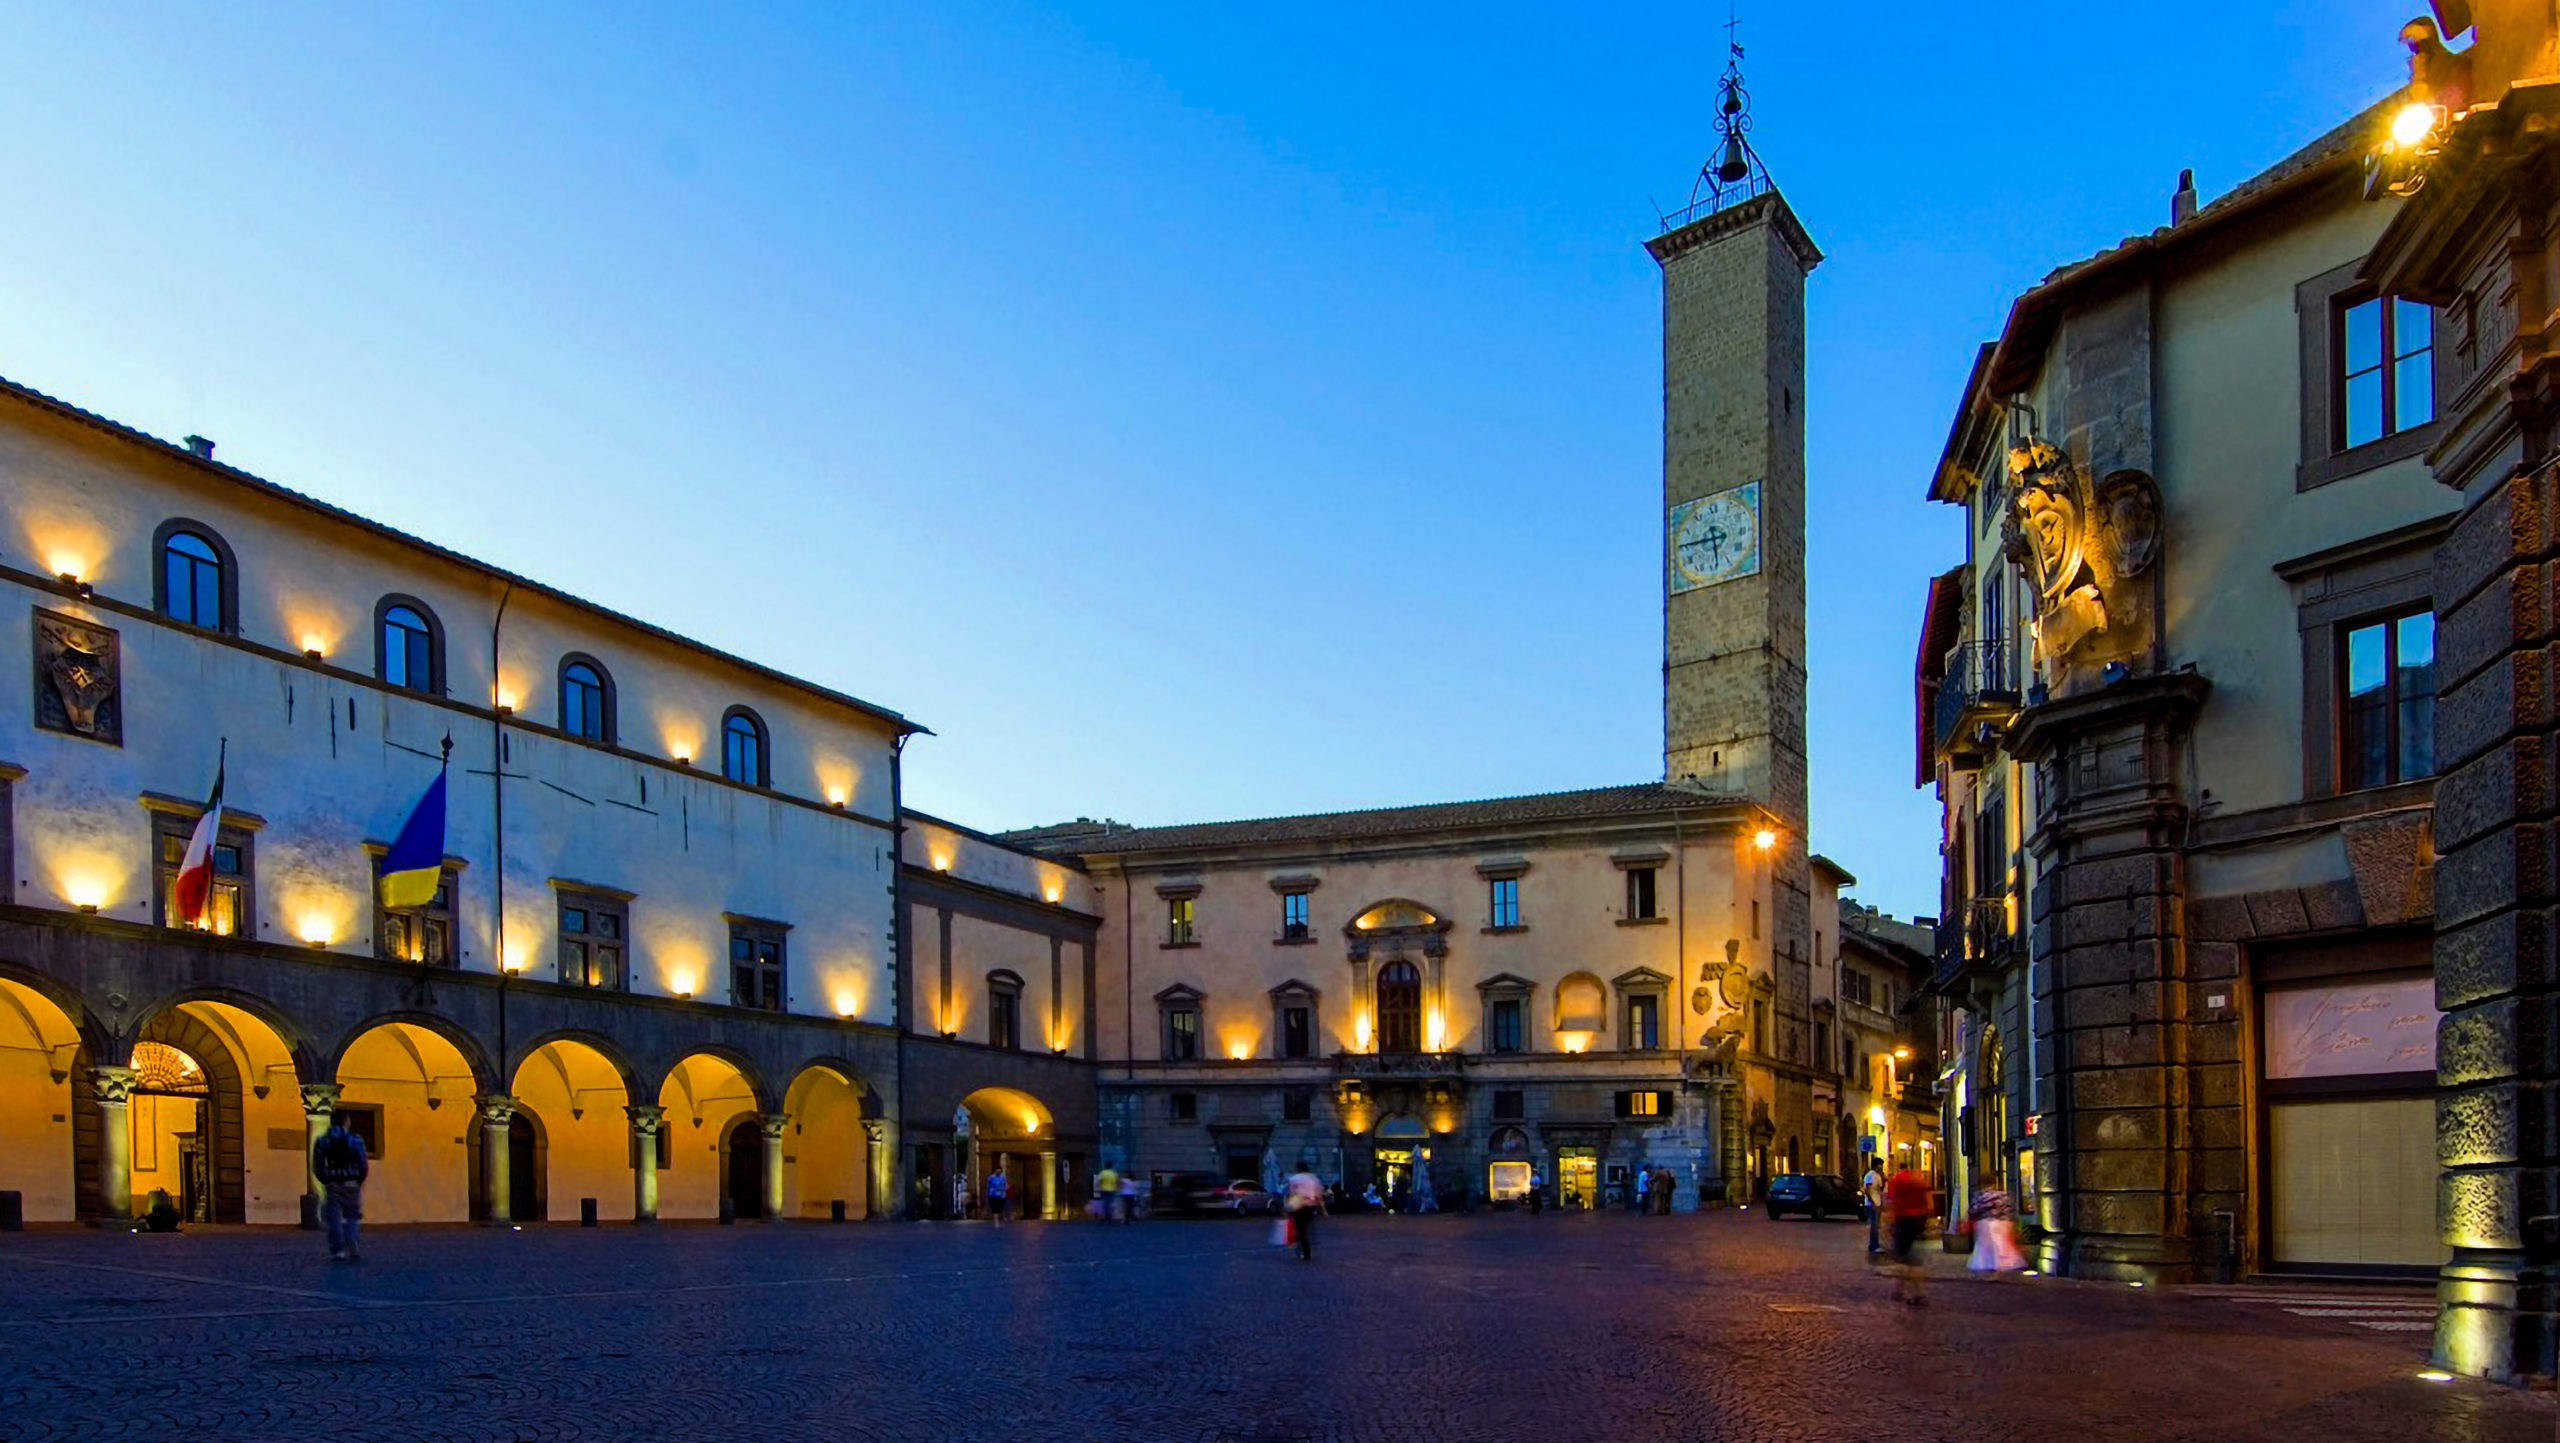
[2264,975,2439,1079]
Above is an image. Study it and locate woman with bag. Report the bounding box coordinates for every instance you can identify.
[1966,1183,2027,1278]
[1282,1160,1326,1261]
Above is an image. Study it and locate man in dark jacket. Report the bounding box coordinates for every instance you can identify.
[313,1111,370,1262]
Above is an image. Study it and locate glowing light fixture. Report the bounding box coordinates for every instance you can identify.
[1228,1041,1251,1061]
[301,633,328,660]
[61,873,110,913]
[826,785,849,808]
[2417,1370,2455,1384]
[1893,1046,1913,1060]
[297,914,334,949]
[1752,828,1778,852]
[2390,100,2443,150]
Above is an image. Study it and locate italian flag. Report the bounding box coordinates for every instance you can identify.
[172,753,226,929]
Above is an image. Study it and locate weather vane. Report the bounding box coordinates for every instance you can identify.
[1662,4,1769,228]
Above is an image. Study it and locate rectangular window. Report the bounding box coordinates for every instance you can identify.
[1489,877,1520,929]
[1165,1007,1200,1061]
[154,815,250,936]
[2338,295,2435,450]
[1492,1089,1525,1121]
[728,921,786,1012]
[1282,1088,1313,1122]
[559,895,628,990]
[1280,892,1310,941]
[1281,1006,1312,1059]
[1170,1092,1197,1122]
[1626,994,1660,1051]
[1751,1001,1768,1055]
[1167,897,1195,946]
[1489,998,1524,1054]
[1615,1089,1668,1119]
[1844,968,1870,1007]
[990,986,1020,1051]
[2341,609,2437,789]
[1626,867,1658,920]
[380,869,458,966]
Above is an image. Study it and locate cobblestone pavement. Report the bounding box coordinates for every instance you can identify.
[0,1209,2547,1443]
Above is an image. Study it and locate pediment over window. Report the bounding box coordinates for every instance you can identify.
[1613,966,1671,989]
[1476,972,1535,999]
[1155,983,1203,1005]
[1268,978,1321,1001]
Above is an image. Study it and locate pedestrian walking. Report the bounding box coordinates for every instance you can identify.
[1966,1183,2028,1278]
[1283,1159,1326,1261]
[953,1171,973,1221]
[312,1110,369,1262]
[1861,1160,1885,1256]
[1092,1164,1119,1221]
[1647,1166,1673,1215]
[1119,1168,1143,1222]
[986,1165,1010,1223]
[1883,1160,1934,1306]
[1525,1167,1545,1215]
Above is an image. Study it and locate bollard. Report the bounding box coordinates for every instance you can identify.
[300,1192,321,1230]
[0,1190,21,1231]
[718,1196,735,1226]
[581,1197,598,1228]
[831,1199,846,1224]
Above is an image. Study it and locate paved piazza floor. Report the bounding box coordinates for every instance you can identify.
[0,1209,2549,1442]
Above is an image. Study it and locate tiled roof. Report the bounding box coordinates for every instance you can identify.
[1004,782,1755,857]
[0,371,925,735]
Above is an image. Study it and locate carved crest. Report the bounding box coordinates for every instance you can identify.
[33,607,121,744]
[2000,439,2161,685]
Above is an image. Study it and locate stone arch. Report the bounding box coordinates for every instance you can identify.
[657,1052,766,1221]
[123,983,322,1080]
[960,1086,1056,1220]
[782,1060,873,1221]
[511,1036,633,1223]
[1553,971,1606,1044]
[0,962,110,1059]
[326,1009,496,1095]
[0,973,91,1221]
[335,1019,482,1223]
[508,1027,639,1100]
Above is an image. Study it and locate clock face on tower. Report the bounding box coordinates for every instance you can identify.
[1668,480,1762,593]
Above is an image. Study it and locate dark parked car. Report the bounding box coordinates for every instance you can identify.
[1762,1172,1862,1221]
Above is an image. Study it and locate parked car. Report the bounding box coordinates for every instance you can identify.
[1147,1171,1275,1216]
[1762,1172,1862,1221]
[1207,1180,1280,1214]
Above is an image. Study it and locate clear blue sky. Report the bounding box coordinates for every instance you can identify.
[0,4,2415,918]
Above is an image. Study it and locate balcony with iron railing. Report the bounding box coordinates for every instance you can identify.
[1932,639,2023,768]
[1932,896,2020,994]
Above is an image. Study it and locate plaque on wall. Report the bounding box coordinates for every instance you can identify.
[33,606,122,745]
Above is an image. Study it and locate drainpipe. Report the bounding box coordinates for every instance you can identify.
[890,731,911,1216]
[489,583,515,1080]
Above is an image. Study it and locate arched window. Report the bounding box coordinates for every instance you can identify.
[1376,961,1422,1054]
[558,654,615,743]
[375,596,444,693]
[721,707,769,786]
[154,520,236,632]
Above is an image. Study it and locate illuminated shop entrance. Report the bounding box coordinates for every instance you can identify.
[1487,1126,1532,1205]
[1372,1113,1428,1210]
[1556,1147,1599,1210]
[130,1041,212,1224]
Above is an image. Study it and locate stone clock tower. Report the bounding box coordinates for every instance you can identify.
[1649,186,1818,824]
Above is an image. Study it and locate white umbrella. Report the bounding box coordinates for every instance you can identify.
[1261,1148,1284,1194]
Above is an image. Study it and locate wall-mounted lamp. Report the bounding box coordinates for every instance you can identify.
[301,633,328,660]
[1751,828,1778,852]
[75,902,99,915]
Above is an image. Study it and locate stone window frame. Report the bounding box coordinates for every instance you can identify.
[1611,846,1670,925]
[1158,878,1202,948]
[2296,258,2447,492]
[986,969,1024,1050]
[373,593,447,695]
[1478,972,1535,1054]
[720,706,771,788]
[1158,983,1203,1062]
[1614,1089,1671,1120]
[550,880,624,992]
[1478,857,1529,932]
[141,793,262,936]
[1270,872,1319,944]
[557,652,617,745]
[1374,958,1425,1053]
[0,762,18,905]
[1269,979,1321,1060]
[2278,515,2449,800]
[724,913,790,1012]
[1614,967,1671,1053]
[152,517,240,635]
[365,842,472,965]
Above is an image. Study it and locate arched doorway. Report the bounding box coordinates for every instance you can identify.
[658,1053,762,1221]
[783,1064,869,1221]
[1486,1125,1532,1206]
[121,1000,304,1224]
[336,1020,481,1223]
[512,1038,632,1222]
[1373,1113,1428,1211]
[0,976,86,1221]
[959,1087,1055,1219]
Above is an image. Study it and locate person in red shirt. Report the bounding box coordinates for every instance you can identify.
[1883,1162,1935,1306]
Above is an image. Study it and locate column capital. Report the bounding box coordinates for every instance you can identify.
[299,1082,344,1118]
[756,1111,790,1142]
[626,1104,665,1137]
[475,1093,517,1127]
[860,1118,889,1143]
[89,1064,138,1104]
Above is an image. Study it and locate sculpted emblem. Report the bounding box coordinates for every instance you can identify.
[2001,440,2161,686]
[34,607,122,744]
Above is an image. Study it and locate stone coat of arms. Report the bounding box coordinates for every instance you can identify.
[34,607,122,744]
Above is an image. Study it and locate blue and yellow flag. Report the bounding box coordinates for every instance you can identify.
[378,764,448,908]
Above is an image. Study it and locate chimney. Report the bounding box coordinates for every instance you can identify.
[2170,168,2198,226]
[183,435,215,459]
